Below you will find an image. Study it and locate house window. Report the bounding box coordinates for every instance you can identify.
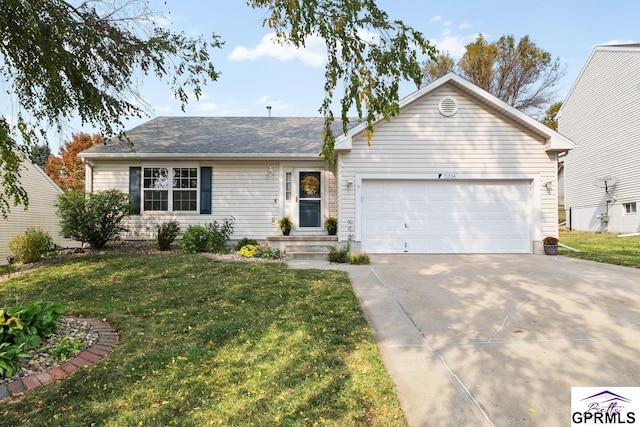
[172,168,198,211]
[623,202,637,215]
[285,172,292,201]
[143,167,198,212]
[143,168,169,211]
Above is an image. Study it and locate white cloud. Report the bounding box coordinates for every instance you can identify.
[459,23,472,30]
[443,21,453,27]
[431,16,442,22]
[255,96,295,113]
[229,32,326,67]
[196,102,219,112]
[430,34,480,58]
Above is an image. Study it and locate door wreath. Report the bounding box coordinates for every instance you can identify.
[301,175,320,195]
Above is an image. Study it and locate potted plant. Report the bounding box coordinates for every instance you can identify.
[542,236,559,255]
[324,216,338,235]
[278,216,293,235]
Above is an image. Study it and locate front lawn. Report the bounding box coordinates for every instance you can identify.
[0,254,405,426]
[559,230,640,268]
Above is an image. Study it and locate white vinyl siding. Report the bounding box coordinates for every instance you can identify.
[88,160,331,241]
[560,47,640,232]
[1,160,80,264]
[337,84,558,252]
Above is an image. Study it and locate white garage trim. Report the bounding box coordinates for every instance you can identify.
[355,174,541,253]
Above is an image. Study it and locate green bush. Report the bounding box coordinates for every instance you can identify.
[254,246,283,260]
[8,227,54,263]
[180,218,234,254]
[205,218,234,253]
[57,189,133,249]
[156,220,181,250]
[180,225,210,253]
[329,244,350,263]
[234,237,258,251]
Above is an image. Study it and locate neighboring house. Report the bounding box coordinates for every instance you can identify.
[559,44,640,233]
[78,73,573,254]
[1,156,80,264]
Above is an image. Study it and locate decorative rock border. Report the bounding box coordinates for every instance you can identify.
[0,317,117,401]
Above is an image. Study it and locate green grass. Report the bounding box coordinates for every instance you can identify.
[0,265,18,276]
[559,230,640,268]
[0,254,405,426]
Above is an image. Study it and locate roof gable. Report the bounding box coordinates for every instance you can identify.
[560,44,640,117]
[335,73,574,152]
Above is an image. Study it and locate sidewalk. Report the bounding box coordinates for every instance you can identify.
[287,260,491,426]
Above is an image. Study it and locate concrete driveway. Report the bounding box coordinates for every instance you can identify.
[289,254,640,427]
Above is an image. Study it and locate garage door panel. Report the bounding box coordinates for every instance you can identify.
[362,180,532,254]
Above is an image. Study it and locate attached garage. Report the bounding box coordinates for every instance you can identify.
[334,73,575,255]
[360,179,532,254]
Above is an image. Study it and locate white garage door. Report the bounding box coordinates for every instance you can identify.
[361,180,532,254]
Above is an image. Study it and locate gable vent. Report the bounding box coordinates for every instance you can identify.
[438,97,458,117]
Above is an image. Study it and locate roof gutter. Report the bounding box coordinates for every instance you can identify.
[77,152,324,161]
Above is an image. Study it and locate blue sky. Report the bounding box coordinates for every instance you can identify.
[13,1,640,151]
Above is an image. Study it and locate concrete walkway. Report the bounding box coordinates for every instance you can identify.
[288,255,640,427]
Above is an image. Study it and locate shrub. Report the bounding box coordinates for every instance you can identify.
[8,227,54,263]
[254,246,283,260]
[180,225,210,253]
[205,218,234,253]
[329,244,350,263]
[234,238,258,251]
[240,244,258,258]
[349,252,370,265]
[180,217,235,254]
[57,189,133,249]
[156,221,181,250]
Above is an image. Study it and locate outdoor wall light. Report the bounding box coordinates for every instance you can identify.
[346,179,354,188]
[268,166,274,176]
[544,180,552,190]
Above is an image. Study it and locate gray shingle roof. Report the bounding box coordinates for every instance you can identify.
[80,116,359,158]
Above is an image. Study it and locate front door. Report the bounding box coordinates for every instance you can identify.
[297,171,322,228]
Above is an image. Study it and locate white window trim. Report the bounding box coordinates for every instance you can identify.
[142,165,200,213]
[623,202,637,215]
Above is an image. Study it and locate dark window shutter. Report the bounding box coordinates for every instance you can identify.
[200,167,212,214]
[129,167,141,215]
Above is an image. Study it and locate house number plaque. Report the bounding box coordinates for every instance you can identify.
[438,173,456,179]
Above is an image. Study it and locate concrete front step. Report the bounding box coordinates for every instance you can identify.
[266,235,338,260]
[287,251,331,260]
